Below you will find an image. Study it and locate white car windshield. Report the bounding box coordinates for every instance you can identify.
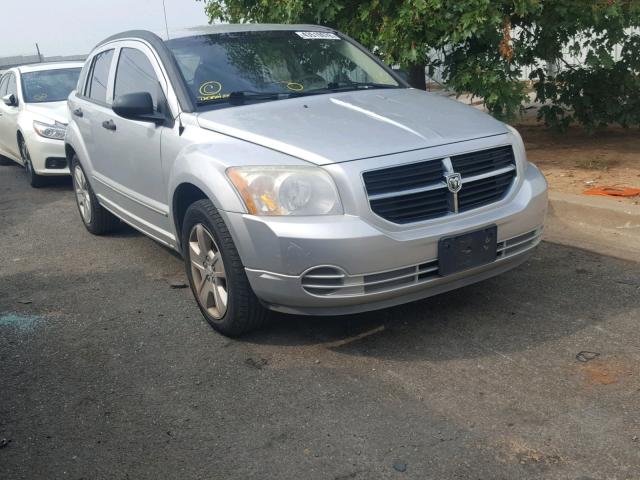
[21,68,82,103]
[165,30,402,109]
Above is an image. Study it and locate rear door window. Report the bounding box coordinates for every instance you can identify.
[6,74,17,97]
[0,75,8,96]
[87,49,114,103]
[113,48,160,111]
[76,62,91,93]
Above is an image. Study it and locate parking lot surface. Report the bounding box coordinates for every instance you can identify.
[1,163,639,480]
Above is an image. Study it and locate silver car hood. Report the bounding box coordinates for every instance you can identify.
[196,88,508,165]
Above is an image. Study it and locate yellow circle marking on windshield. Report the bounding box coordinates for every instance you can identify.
[199,81,222,96]
[286,82,304,92]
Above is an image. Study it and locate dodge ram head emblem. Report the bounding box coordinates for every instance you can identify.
[445,173,462,193]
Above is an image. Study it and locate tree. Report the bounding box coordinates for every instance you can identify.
[202,0,640,128]
[522,1,640,130]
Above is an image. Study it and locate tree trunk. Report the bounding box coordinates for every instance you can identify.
[408,63,427,90]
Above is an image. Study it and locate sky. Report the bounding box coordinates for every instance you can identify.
[0,0,210,57]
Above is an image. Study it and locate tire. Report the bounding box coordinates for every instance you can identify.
[71,155,119,235]
[182,199,269,336]
[19,137,46,188]
[0,156,15,166]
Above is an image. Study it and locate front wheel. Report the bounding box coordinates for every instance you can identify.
[19,137,45,188]
[182,199,269,336]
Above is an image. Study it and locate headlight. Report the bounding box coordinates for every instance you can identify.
[227,166,343,216]
[33,120,66,140]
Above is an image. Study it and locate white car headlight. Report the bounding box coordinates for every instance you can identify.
[227,166,343,216]
[33,120,66,140]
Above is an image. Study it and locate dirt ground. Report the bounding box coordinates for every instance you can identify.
[516,122,640,206]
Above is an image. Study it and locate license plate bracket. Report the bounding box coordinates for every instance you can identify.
[438,226,497,276]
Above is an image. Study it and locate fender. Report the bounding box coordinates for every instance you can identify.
[13,124,30,164]
[168,141,246,216]
[8,127,24,164]
[167,141,249,252]
[64,101,93,174]
[168,132,313,212]
[167,130,313,250]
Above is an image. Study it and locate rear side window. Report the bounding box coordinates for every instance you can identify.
[114,48,160,110]
[0,75,8,96]
[6,74,17,96]
[87,49,114,103]
[76,62,91,94]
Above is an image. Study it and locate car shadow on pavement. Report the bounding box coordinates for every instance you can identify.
[109,222,144,239]
[42,176,73,189]
[0,162,72,190]
[242,242,637,362]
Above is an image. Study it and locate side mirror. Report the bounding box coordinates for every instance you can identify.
[2,94,18,107]
[112,92,164,124]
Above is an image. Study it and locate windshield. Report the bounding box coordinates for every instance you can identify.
[165,30,402,109]
[21,68,82,103]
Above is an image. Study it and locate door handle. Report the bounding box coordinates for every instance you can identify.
[102,119,116,131]
[72,107,83,118]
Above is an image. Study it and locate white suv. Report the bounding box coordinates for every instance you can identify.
[0,62,83,186]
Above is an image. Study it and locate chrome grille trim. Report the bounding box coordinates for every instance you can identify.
[303,273,346,279]
[362,146,517,224]
[368,181,447,201]
[461,164,515,184]
[300,227,542,298]
[497,228,542,257]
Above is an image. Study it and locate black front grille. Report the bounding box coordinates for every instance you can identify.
[363,146,516,224]
[458,171,514,212]
[369,187,450,224]
[362,160,442,196]
[451,145,515,177]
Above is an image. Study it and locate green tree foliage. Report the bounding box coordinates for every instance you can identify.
[524,1,640,130]
[202,0,640,128]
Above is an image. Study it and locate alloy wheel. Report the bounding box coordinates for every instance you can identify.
[189,224,228,319]
[19,140,33,177]
[73,166,92,224]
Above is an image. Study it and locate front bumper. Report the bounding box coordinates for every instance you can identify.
[25,134,69,176]
[224,162,548,315]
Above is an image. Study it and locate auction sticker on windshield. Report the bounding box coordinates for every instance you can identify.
[198,80,230,102]
[296,31,340,40]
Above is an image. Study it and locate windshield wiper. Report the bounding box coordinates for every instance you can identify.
[196,90,288,106]
[332,81,401,90]
[289,82,401,97]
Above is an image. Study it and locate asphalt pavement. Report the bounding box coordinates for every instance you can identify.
[1,162,639,480]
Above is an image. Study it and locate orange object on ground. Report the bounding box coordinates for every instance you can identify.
[583,186,640,197]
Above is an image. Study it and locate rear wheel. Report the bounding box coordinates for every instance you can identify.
[19,137,46,188]
[71,155,119,235]
[182,199,269,336]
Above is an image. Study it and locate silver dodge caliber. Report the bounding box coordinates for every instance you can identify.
[65,24,548,336]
